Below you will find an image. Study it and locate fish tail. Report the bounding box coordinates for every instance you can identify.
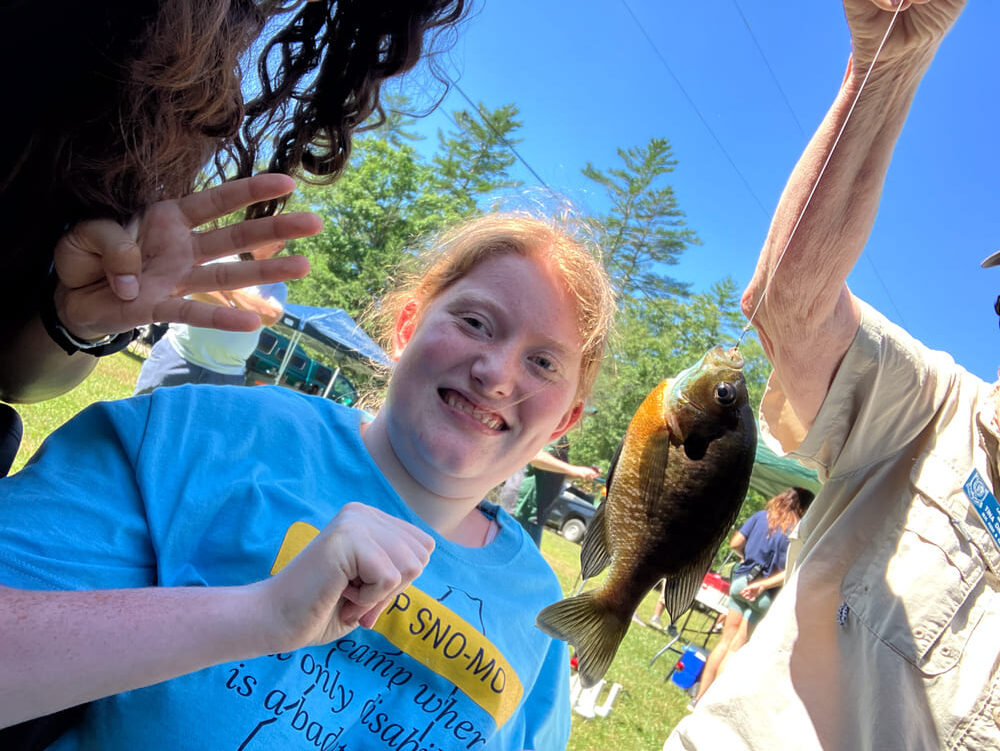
[536,591,631,689]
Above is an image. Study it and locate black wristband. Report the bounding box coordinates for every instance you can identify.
[39,266,138,357]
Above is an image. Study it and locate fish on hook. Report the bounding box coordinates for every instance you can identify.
[536,346,757,688]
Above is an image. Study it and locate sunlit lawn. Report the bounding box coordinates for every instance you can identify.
[10,350,145,475]
[539,530,719,750]
[10,352,716,749]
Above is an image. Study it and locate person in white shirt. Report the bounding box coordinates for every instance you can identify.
[134,244,286,394]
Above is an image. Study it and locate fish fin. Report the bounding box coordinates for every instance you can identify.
[661,547,718,624]
[580,437,622,580]
[604,437,624,492]
[580,500,612,580]
[536,591,631,689]
[639,433,671,517]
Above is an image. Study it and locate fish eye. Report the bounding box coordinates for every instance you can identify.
[714,382,737,406]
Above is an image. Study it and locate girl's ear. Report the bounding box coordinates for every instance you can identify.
[548,400,585,441]
[392,299,421,360]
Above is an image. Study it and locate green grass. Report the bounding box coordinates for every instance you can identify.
[539,530,719,750]
[11,350,145,475]
[9,356,716,749]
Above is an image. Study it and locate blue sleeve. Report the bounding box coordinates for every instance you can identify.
[0,397,156,591]
[739,510,763,538]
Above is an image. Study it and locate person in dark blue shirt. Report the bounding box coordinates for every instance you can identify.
[689,487,814,710]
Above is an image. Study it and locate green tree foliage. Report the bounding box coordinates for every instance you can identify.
[567,135,771,476]
[287,137,433,318]
[430,104,523,220]
[286,100,523,319]
[582,138,701,302]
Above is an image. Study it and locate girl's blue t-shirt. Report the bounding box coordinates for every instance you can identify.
[0,385,570,750]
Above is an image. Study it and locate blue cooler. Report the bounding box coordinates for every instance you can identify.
[670,646,707,690]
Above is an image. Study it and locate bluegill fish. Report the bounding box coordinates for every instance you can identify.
[536,346,757,688]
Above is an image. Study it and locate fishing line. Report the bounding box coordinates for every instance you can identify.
[493,366,575,410]
[736,3,904,349]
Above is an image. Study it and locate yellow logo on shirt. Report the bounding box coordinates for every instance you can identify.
[270,522,523,727]
[270,521,319,575]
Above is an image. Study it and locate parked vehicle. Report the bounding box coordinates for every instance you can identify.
[544,482,602,544]
[246,328,358,406]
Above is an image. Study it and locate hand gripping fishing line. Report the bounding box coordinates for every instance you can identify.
[736,3,905,349]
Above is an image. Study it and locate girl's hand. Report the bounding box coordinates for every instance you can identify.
[53,173,320,341]
[256,503,435,651]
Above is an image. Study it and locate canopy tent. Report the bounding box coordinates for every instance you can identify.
[266,304,390,399]
[276,303,391,369]
[748,429,822,499]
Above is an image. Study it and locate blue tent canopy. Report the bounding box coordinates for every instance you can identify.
[276,303,391,369]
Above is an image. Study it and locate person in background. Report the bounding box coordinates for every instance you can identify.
[498,465,528,514]
[513,435,601,546]
[133,243,288,394]
[667,1,996,748]
[687,487,813,712]
[0,211,616,749]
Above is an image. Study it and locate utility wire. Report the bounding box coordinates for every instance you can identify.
[445,76,557,196]
[731,0,806,138]
[438,4,906,330]
[619,0,770,217]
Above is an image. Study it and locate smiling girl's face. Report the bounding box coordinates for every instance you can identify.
[379,251,585,500]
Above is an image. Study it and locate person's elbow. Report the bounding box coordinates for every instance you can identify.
[0,332,98,404]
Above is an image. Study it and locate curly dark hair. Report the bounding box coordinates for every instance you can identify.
[1,0,468,333]
[235,0,467,217]
[93,0,468,220]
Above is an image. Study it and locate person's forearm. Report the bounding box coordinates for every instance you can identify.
[0,315,97,404]
[747,53,935,325]
[189,289,283,326]
[742,51,936,426]
[728,531,746,555]
[0,501,434,729]
[758,570,786,591]
[528,450,595,478]
[224,289,283,325]
[0,584,270,728]
[528,451,575,474]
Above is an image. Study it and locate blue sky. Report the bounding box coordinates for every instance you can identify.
[394,0,1000,382]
